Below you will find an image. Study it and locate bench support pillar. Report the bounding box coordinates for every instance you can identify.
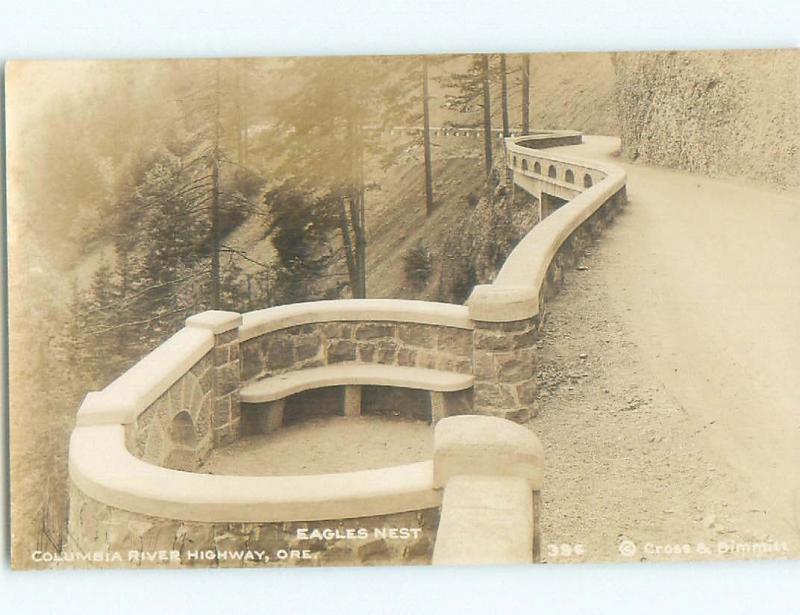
[431,391,447,424]
[252,400,285,434]
[343,385,362,417]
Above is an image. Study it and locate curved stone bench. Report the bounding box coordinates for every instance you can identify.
[240,364,474,431]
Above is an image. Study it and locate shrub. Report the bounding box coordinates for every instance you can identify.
[403,240,434,288]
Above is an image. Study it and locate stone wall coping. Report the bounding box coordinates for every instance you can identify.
[69,424,441,522]
[186,310,242,334]
[239,299,473,342]
[509,129,583,147]
[76,327,214,427]
[508,137,607,175]
[431,475,534,566]
[433,415,544,490]
[241,364,474,403]
[467,135,626,322]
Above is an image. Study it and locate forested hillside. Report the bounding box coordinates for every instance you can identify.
[10,53,605,565]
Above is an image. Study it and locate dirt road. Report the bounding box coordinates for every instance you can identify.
[533,136,800,563]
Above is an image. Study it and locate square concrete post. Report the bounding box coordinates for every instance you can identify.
[186,310,242,446]
[343,385,362,417]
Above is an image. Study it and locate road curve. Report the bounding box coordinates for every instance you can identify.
[551,136,800,537]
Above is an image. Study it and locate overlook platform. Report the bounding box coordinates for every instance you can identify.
[67,129,627,567]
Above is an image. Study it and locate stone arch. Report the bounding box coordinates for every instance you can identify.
[565,169,575,184]
[512,155,518,168]
[583,173,593,188]
[522,159,529,171]
[548,164,557,179]
[533,161,541,174]
[169,411,196,448]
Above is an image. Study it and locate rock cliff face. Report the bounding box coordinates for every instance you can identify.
[613,49,799,188]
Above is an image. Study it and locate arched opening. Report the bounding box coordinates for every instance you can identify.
[565,169,575,184]
[583,173,593,188]
[548,165,557,179]
[522,159,528,171]
[170,411,196,448]
[512,156,517,168]
[533,161,541,175]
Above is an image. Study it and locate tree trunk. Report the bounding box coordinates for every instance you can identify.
[346,120,367,298]
[354,127,367,297]
[422,56,434,216]
[521,54,531,134]
[480,55,493,179]
[500,54,510,138]
[240,61,249,166]
[210,60,222,309]
[337,197,358,296]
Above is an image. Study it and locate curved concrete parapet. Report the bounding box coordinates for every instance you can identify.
[76,327,215,427]
[69,424,440,522]
[240,299,473,342]
[467,133,626,322]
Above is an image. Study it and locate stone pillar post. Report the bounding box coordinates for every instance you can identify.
[467,287,542,423]
[432,415,544,565]
[343,385,362,417]
[186,310,242,446]
[430,391,447,424]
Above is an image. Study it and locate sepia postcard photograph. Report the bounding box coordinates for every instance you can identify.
[4,48,799,571]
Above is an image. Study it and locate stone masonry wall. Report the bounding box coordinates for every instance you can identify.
[543,187,626,299]
[67,485,438,569]
[124,352,215,472]
[211,329,241,447]
[124,322,243,471]
[241,321,473,384]
[472,316,540,423]
[472,186,626,422]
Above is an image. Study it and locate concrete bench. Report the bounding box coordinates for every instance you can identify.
[239,364,474,432]
[239,363,473,433]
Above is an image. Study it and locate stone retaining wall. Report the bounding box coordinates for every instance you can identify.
[241,321,473,383]
[472,317,540,422]
[122,312,243,471]
[470,188,625,421]
[543,187,625,299]
[68,485,438,568]
[124,352,215,472]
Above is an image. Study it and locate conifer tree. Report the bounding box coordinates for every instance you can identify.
[266,56,417,298]
[440,54,494,179]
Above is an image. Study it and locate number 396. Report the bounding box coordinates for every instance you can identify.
[546,543,585,557]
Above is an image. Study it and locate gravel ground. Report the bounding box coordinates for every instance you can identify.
[199,415,432,476]
[531,216,799,565]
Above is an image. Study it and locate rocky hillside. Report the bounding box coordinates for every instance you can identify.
[614,49,799,188]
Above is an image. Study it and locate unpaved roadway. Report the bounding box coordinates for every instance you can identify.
[532,136,800,563]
